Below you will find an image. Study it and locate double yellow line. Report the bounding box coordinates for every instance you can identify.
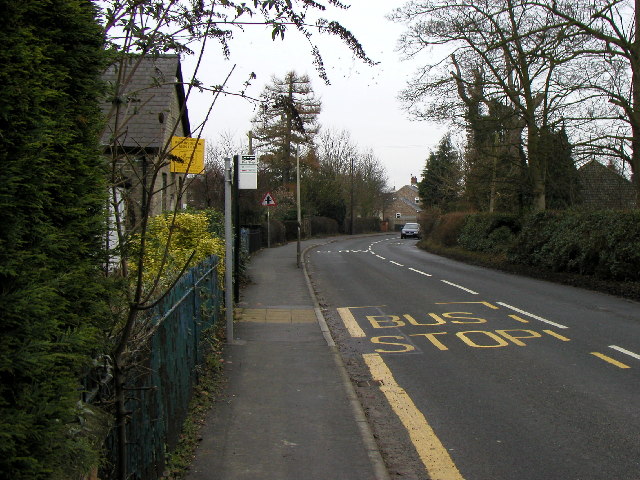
[363,353,464,480]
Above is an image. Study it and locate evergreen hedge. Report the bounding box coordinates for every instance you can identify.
[508,211,640,281]
[458,213,521,254]
[422,210,640,282]
[0,1,110,478]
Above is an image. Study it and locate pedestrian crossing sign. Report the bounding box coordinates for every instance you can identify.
[261,192,277,206]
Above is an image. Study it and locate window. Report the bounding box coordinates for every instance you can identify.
[415,197,420,204]
[395,212,401,219]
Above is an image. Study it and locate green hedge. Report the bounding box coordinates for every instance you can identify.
[458,213,521,254]
[508,211,640,281]
[0,1,110,478]
[421,210,640,282]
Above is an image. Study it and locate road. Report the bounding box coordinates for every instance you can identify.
[306,234,640,480]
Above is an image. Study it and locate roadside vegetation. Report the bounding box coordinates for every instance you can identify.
[418,211,640,301]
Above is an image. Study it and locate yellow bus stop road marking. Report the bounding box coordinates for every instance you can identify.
[363,353,465,480]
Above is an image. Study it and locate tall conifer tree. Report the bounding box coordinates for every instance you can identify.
[252,71,321,185]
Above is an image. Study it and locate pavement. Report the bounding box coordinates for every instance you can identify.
[186,237,390,480]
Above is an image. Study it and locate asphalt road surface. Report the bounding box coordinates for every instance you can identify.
[307,234,640,480]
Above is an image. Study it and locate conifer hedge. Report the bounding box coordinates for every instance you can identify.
[0,1,110,477]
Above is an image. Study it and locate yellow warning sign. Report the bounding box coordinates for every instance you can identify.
[169,136,205,174]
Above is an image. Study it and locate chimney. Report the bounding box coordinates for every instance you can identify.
[411,175,418,185]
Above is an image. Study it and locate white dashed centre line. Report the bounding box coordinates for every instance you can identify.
[609,345,640,361]
[497,302,568,329]
[441,280,479,295]
[390,261,404,267]
[409,268,432,277]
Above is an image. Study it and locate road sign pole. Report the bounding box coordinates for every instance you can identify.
[267,208,271,249]
[224,157,234,343]
[233,155,240,303]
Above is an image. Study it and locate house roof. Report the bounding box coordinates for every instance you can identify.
[101,55,191,149]
[394,184,422,212]
[578,160,636,210]
[398,196,423,212]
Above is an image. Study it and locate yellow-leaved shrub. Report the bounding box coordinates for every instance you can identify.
[129,212,225,292]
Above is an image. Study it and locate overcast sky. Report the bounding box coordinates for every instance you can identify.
[183,0,447,190]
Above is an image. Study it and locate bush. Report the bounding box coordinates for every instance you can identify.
[419,212,440,236]
[262,219,286,246]
[431,212,468,247]
[509,210,640,281]
[310,216,339,236]
[130,212,225,290]
[353,216,381,234]
[458,213,521,254]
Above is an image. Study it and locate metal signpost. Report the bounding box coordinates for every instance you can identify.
[224,157,234,342]
[261,192,277,248]
[226,154,258,343]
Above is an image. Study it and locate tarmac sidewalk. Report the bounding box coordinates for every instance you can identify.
[185,238,389,480]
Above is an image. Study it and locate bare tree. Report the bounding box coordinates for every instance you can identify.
[306,129,387,228]
[392,0,589,210]
[531,0,640,203]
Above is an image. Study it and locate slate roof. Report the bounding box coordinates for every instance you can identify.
[101,55,190,149]
[396,184,422,211]
[578,160,637,210]
[398,195,423,211]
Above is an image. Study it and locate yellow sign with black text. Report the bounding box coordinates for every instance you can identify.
[170,136,205,174]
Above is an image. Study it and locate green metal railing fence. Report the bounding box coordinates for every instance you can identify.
[105,255,223,479]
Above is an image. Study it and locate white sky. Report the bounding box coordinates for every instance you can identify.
[182,0,447,190]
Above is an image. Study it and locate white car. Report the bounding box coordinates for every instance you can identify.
[400,223,421,239]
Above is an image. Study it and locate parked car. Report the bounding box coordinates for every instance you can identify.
[400,222,421,239]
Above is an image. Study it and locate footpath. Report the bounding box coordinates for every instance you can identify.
[186,238,390,480]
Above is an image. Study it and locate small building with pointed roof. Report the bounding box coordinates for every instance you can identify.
[102,55,193,229]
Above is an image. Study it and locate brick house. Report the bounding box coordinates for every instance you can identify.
[385,176,423,231]
[577,160,637,210]
[102,55,192,231]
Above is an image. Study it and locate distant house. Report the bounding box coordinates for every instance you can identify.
[577,160,637,210]
[385,176,423,230]
[101,55,193,230]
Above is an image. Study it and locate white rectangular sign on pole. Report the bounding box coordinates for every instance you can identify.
[238,154,257,189]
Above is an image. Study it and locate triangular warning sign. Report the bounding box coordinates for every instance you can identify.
[261,192,277,206]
